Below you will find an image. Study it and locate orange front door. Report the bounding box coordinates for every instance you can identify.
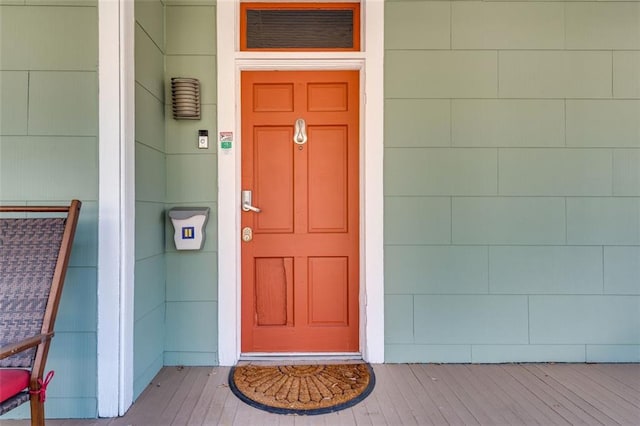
[241,70,359,353]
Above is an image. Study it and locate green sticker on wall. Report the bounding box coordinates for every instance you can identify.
[220,132,233,150]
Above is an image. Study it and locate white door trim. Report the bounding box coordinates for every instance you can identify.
[97,0,135,416]
[217,0,384,365]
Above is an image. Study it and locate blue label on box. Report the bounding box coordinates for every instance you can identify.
[182,226,195,239]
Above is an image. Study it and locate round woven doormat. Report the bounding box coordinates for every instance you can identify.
[229,363,375,415]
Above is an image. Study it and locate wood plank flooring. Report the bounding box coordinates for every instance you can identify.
[2,364,639,425]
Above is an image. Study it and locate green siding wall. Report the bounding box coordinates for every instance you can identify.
[384,0,640,363]
[134,0,166,400]
[164,1,218,366]
[1,0,637,419]
[0,0,99,420]
[131,0,219,397]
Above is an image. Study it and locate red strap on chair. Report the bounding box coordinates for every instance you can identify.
[29,371,54,402]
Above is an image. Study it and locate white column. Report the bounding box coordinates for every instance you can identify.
[98,0,135,416]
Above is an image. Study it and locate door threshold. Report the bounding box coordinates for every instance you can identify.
[239,352,363,363]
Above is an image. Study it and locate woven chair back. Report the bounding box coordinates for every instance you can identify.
[0,218,66,368]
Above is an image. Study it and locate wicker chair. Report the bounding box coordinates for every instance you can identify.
[0,200,81,426]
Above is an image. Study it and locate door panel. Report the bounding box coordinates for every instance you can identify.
[308,126,348,233]
[253,83,294,112]
[308,256,349,325]
[241,70,359,353]
[307,83,349,111]
[254,257,293,326]
[253,127,294,232]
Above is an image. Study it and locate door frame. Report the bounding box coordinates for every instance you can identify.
[217,0,384,365]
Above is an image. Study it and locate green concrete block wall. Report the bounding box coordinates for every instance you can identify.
[164,2,218,366]
[384,0,640,363]
[134,0,166,400]
[0,1,99,420]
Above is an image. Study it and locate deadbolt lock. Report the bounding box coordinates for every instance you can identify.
[242,227,253,242]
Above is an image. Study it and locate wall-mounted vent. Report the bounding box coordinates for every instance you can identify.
[171,78,201,120]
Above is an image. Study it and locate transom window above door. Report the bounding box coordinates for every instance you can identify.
[240,2,361,51]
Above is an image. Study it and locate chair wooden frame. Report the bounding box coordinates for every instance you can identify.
[0,200,81,426]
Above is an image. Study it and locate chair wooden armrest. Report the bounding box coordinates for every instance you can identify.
[0,334,54,361]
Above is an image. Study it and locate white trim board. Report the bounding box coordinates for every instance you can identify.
[98,0,135,417]
[217,0,384,365]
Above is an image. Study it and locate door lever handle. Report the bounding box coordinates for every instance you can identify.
[241,190,261,213]
[243,203,261,213]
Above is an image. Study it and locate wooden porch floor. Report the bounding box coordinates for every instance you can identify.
[4,363,639,425]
